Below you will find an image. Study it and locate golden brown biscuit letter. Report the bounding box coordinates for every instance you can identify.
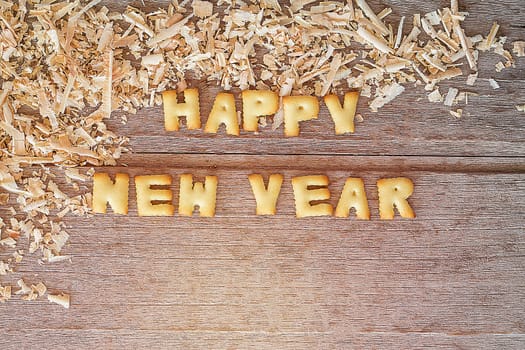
[291,175,333,218]
[92,173,129,215]
[162,88,201,131]
[248,174,284,215]
[377,177,416,220]
[135,175,175,216]
[324,91,359,134]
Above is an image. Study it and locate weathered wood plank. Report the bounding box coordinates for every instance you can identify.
[117,72,525,157]
[0,155,523,349]
[2,329,525,350]
[98,0,525,157]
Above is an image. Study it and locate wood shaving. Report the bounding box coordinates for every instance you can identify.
[394,16,405,49]
[48,293,70,308]
[356,26,393,54]
[13,277,68,306]
[0,260,11,275]
[449,108,463,118]
[34,282,47,296]
[146,15,191,47]
[495,61,505,72]
[444,87,459,107]
[0,285,11,303]
[452,19,477,70]
[513,41,525,57]
[13,250,24,263]
[428,88,443,103]
[479,22,500,51]
[0,237,17,248]
[193,0,213,18]
[489,78,500,90]
[355,0,389,36]
[15,278,35,300]
[369,83,405,112]
[466,73,478,86]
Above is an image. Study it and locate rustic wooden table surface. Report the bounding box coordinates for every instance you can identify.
[1,0,524,349]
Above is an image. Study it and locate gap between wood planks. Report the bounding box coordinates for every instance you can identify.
[112,153,525,173]
[125,152,525,160]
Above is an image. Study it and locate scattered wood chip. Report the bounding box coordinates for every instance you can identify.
[369,83,405,112]
[356,26,394,54]
[449,108,463,118]
[428,88,443,103]
[0,285,11,303]
[48,293,70,309]
[513,41,525,57]
[466,73,478,86]
[34,282,47,297]
[0,260,11,275]
[193,0,213,18]
[15,279,32,296]
[444,87,459,106]
[489,78,500,90]
[479,22,499,51]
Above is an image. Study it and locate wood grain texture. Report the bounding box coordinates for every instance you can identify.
[119,79,525,156]
[1,0,524,349]
[1,155,524,349]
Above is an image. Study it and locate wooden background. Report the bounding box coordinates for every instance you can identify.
[1,1,525,349]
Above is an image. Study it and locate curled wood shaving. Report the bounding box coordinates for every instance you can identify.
[369,83,405,112]
[146,15,191,47]
[355,0,389,36]
[356,26,393,54]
